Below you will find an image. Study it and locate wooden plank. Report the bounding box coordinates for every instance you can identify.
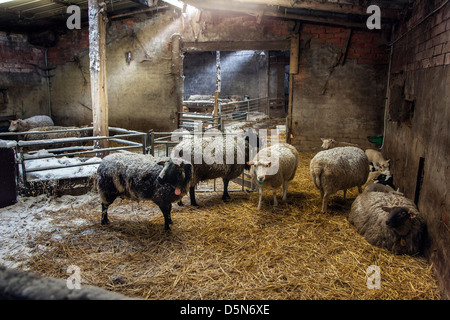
[289,34,299,75]
[88,0,109,154]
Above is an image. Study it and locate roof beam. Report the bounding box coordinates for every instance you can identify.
[232,0,400,20]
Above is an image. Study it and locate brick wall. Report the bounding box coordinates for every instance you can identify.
[391,0,450,72]
[301,24,389,66]
[384,0,449,299]
[0,32,44,73]
[292,23,389,151]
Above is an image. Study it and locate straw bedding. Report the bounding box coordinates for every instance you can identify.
[25,152,440,299]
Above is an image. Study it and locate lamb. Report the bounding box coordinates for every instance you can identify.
[349,191,426,255]
[8,115,54,132]
[320,138,359,150]
[96,153,193,230]
[171,129,259,206]
[247,143,299,210]
[365,148,390,172]
[310,146,369,213]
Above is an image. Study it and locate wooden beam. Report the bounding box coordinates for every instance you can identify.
[88,0,109,154]
[184,0,397,29]
[182,40,290,52]
[232,0,401,20]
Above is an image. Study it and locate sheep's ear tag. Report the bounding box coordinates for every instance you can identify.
[409,211,414,220]
[400,238,406,247]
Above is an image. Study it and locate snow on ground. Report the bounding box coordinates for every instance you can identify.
[0,192,98,270]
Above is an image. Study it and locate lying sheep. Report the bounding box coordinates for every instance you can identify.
[320,138,359,150]
[365,148,390,172]
[8,115,54,132]
[349,191,426,255]
[97,153,193,230]
[248,143,299,210]
[0,265,134,300]
[374,172,396,190]
[310,146,369,213]
[171,129,259,206]
[24,126,91,151]
[364,183,403,195]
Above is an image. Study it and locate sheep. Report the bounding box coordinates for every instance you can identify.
[97,153,193,230]
[374,172,396,190]
[23,126,91,151]
[365,148,390,172]
[247,143,299,210]
[8,115,54,132]
[171,129,259,206]
[310,146,369,213]
[349,191,426,255]
[320,138,359,150]
[364,183,403,195]
[0,265,134,300]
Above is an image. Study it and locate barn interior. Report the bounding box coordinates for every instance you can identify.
[0,0,448,301]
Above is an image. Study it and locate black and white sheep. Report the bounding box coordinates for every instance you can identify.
[349,191,426,255]
[8,115,54,132]
[96,153,193,230]
[171,129,259,206]
[310,146,369,213]
[248,143,299,209]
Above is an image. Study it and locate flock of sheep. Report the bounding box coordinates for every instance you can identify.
[8,115,426,257]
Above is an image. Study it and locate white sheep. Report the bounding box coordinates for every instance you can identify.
[248,143,299,210]
[310,146,369,213]
[365,148,390,172]
[320,138,359,150]
[8,115,54,132]
[349,191,426,255]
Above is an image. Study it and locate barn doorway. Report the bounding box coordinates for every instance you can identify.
[181,49,290,122]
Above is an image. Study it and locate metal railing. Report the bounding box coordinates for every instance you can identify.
[219,97,269,130]
[147,130,253,192]
[0,127,147,192]
[179,97,270,132]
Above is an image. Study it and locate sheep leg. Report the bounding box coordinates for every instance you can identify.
[222,178,231,201]
[282,181,288,201]
[101,203,110,225]
[257,187,263,210]
[189,186,199,206]
[273,189,278,207]
[343,189,347,201]
[321,192,330,213]
[159,203,173,231]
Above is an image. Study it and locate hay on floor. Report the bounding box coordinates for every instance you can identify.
[25,152,441,300]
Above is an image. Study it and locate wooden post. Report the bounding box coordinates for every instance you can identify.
[88,0,109,155]
[287,35,299,143]
[214,51,221,127]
